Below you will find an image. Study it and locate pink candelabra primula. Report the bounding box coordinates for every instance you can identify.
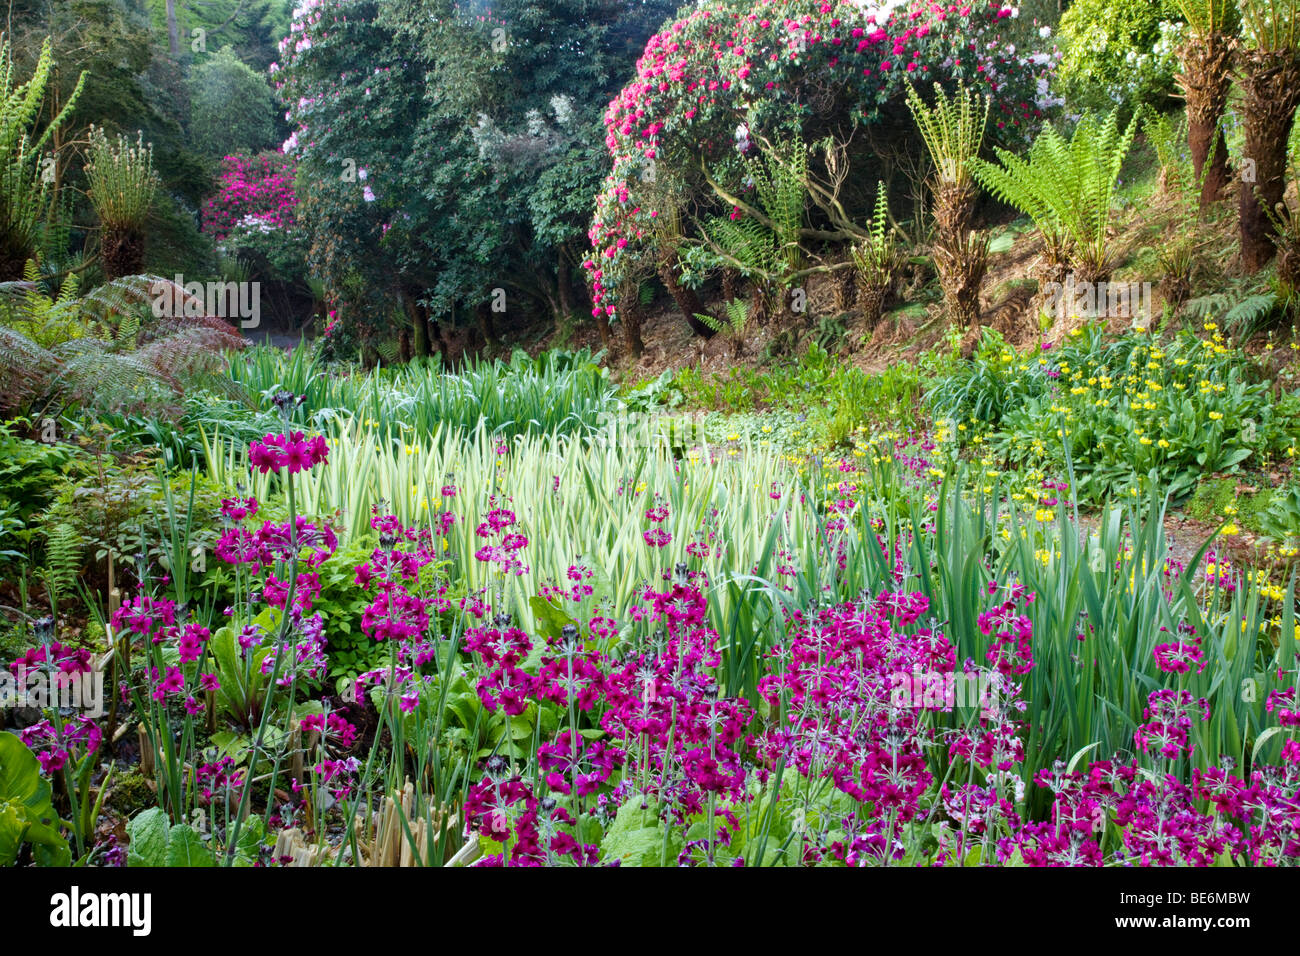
[101,410,335,849]
[18,716,101,777]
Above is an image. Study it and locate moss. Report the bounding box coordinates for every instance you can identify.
[1186,477,1275,535]
[108,770,159,819]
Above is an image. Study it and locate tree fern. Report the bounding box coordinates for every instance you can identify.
[0,36,85,278]
[749,135,807,273]
[852,182,901,288]
[968,109,1139,281]
[1143,110,1191,195]
[906,81,989,187]
[85,126,159,232]
[697,135,809,286]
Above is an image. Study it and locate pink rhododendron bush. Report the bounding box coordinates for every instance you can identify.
[586,0,1061,318]
[202,152,300,243]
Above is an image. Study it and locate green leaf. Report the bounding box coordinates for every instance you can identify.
[0,731,53,812]
[600,797,681,867]
[126,807,170,867]
[0,731,70,866]
[1066,741,1101,774]
[528,594,575,642]
[0,803,22,867]
[165,823,214,867]
[1251,726,1284,766]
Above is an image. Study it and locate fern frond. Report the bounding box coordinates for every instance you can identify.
[968,109,1138,279]
[906,82,989,186]
[41,519,83,606]
[1223,292,1279,338]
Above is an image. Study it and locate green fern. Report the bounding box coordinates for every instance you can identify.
[42,519,82,608]
[1223,292,1280,337]
[968,109,1139,279]
[852,182,901,287]
[699,135,809,285]
[906,82,989,187]
[0,273,245,418]
[694,297,750,336]
[0,36,85,277]
[704,215,781,278]
[0,259,83,347]
[749,135,807,274]
[1144,110,1191,195]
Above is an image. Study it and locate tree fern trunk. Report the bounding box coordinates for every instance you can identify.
[930,180,985,330]
[859,284,888,332]
[0,241,29,281]
[1179,32,1233,211]
[1238,48,1300,273]
[834,263,856,313]
[934,228,988,331]
[101,226,145,280]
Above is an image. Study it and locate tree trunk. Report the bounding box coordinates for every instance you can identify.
[166,0,181,57]
[1179,32,1232,211]
[398,327,412,364]
[657,251,716,337]
[402,290,431,358]
[1238,48,1300,273]
[622,298,645,359]
[557,249,575,321]
[429,312,449,357]
[475,301,500,351]
[101,226,145,280]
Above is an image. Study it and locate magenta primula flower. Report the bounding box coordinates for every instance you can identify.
[247,431,329,475]
[19,716,101,775]
[1153,641,1206,675]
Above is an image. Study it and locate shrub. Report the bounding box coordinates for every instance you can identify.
[201,152,299,243]
[587,0,1061,320]
[1057,0,1183,113]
